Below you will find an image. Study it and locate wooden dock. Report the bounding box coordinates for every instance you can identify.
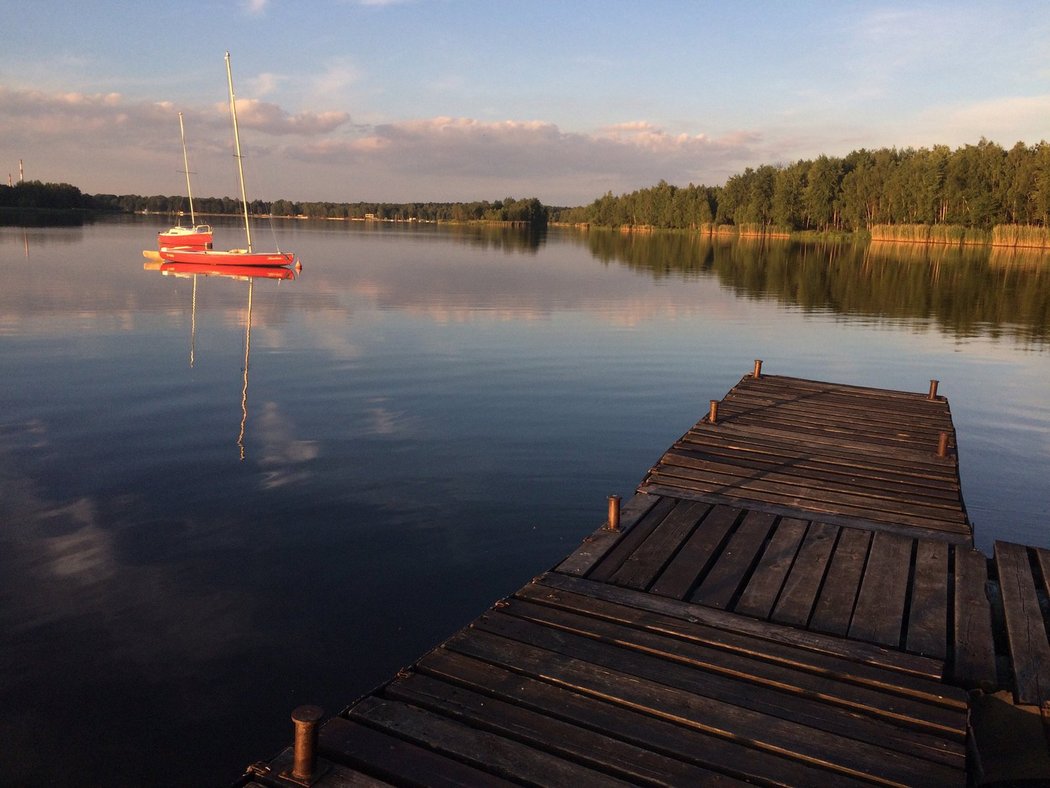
[241,368,1050,787]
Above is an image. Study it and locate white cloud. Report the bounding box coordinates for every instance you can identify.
[250,72,285,97]
[297,116,759,192]
[307,57,362,104]
[224,97,351,135]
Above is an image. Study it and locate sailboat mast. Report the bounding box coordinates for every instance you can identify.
[225,51,253,253]
[178,111,196,225]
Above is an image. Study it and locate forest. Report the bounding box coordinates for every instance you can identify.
[552,139,1050,236]
[6,139,1050,239]
[0,182,549,226]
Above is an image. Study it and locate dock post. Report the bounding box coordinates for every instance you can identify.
[753,359,763,379]
[290,705,324,782]
[928,379,939,400]
[709,400,719,425]
[937,431,950,458]
[607,495,621,531]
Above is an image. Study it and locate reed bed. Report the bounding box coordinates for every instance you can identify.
[991,225,1050,249]
[869,224,992,245]
[870,223,1050,248]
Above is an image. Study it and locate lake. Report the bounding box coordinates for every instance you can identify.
[1,217,1048,785]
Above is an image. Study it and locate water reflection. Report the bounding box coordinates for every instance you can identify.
[0,209,85,227]
[566,230,1050,346]
[273,217,549,253]
[152,261,297,459]
[2,218,1048,786]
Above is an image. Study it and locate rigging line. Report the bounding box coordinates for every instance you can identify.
[268,212,283,253]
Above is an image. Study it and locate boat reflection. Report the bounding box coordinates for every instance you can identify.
[148,259,298,459]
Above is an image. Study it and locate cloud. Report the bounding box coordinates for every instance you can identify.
[0,87,162,141]
[224,97,350,135]
[298,116,759,189]
[242,0,269,14]
[250,72,285,97]
[310,57,361,98]
[253,401,319,488]
[0,85,348,151]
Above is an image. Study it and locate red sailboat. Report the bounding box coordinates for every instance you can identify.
[161,53,296,268]
[159,261,296,281]
[157,112,213,250]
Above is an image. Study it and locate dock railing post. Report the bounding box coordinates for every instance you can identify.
[928,379,939,400]
[709,399,719,425]
[289,705,324,783]
[753,359,763,379]
[606,494,621,531]
[937,431,950,458]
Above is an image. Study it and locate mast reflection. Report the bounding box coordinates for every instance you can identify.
[149,260,297,459]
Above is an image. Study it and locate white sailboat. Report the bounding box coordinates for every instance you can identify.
[157,112,214,250]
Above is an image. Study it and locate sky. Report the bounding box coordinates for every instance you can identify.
[2,0,1049,207]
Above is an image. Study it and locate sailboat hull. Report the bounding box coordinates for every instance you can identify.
[159,261,296,280]
[159,247,296,267]
[158,225,213,249]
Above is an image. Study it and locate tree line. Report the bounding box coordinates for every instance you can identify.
[9,138,1050,236]
[553,139,1050,234]
[1,182,549,226]
[0,180,92,210]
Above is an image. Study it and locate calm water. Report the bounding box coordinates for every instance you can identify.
[1,217,1048,785]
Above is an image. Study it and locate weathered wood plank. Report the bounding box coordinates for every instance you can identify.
[711,406,953,453]
[349,695,633,786]
[735,517,808,619]
[849,531,914,647]
[636,484,974,545]
[717,391,954,433]
[907,540,949,658]
[607,499,710,590]
[951,548,998,691]
[448,625,963,786]
[541,571,947,679]
[665,444,962,502]
[585,495,678,582]
[718,376,957,426]
[771,521,838,628]
[809,527,871,636]
[521,579,965,709]
[654,455,961,515]
[1035,547,1050,602]
[686,418,957,464]
[495,599,967,742]
[995,540,1050,704]
[557,492,659,577]
[733,371,944,397]
[692,510,777,609]
[646,461,968,524]
[417,648,856,786]
[385,671,748,786]
[318,716,505,787]
[677,429,960,483]
[726,374,954,412]
[715,385,953,426]
[704,391,953,441]
[648,504,741,599]
[250,746,394,788]
[641,471,968,536]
